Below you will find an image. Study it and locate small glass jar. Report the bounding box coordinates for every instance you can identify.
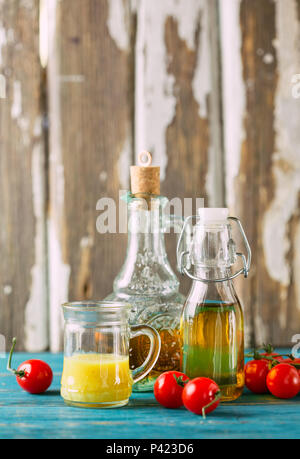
[60,301,161,408]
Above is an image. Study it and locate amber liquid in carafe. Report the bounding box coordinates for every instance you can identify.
[181,300,244,401]
[130,328,181,385]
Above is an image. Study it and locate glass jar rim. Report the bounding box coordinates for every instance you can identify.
[62,301,131,312]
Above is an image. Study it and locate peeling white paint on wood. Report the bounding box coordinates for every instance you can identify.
[220,0,246,209]
[219,0,253,346]
[39,0,48,68]
[80,235,94,249]
[11,80,22,119]
[9,71,47,349]
[129,0,138,13]
[6,28,15,44]
[263,0,300,295]
[99,171,108,182]
[107,0,131,52]
[0,74,6,99]
[263,166,299,286]
[192,0,211,120]
[48,219,71,353]
[107,0,133,189]
[118,131,131,189]
[0,20,6,99]
[47,0,71,352]
[205,1,224,207]
[11,80,31,146]
[0,22,7,67]
[3,285,12,296]
[263,53,275,65]
[25,137,48,352]
[135,0,210,181]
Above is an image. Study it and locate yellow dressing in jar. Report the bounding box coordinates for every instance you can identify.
[61,353,132,408]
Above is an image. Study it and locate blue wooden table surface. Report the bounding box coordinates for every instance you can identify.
[0,352,299,439]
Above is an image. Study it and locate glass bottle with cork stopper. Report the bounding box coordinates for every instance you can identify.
[106,151,187,392]
[177,208,251,401]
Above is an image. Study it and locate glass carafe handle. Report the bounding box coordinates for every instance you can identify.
[130,325,161,384]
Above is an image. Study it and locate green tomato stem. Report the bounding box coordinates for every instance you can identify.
[202,391,221,419]
[173,374,188,388]
[7,338,25,378]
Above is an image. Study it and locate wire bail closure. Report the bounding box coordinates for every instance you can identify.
[176,216,252,284]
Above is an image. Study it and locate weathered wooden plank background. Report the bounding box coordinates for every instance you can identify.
[47,0,135,351]
[221,0,300,346]
[0,0,299,351]
[0,0,47,351]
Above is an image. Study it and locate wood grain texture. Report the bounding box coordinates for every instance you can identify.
[239,0,278,346]
[47,0,135,351]
[135,0,224,293]
[264,0,300,345]
[135,0,223,204]
[221,0,300,346]
[0,0,47,351]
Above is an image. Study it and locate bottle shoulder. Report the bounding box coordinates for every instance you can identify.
[183,280,243,315]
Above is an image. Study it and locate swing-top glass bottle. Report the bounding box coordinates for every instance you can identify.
[177,208,251,401]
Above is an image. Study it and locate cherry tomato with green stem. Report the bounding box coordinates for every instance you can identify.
[182,377,221,418]
[7,338,53,394]
[266,363,300,399]
[260,344,285,362]
[245,359,270,394]
[154,371,189,409]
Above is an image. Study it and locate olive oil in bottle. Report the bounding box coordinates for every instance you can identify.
[181,300,244,401]
[177,208,251,402]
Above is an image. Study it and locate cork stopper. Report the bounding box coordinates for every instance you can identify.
[130,152,160,196]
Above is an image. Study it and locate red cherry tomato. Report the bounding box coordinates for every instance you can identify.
[282,358,300,377]
[7,338,53,394]
[245,359,270,394]
[284,358,300,364]
[154,371,189,408]
[182,377,221,417]
[16,360,53,394]
[266,363,300,399]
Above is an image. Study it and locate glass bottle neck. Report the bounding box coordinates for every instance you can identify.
[185,221,241,306]
[191,222,235,271]
[112,201,180,297]
[127,203,167,257]
[188,267,238,306]
[193,266,232,281]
